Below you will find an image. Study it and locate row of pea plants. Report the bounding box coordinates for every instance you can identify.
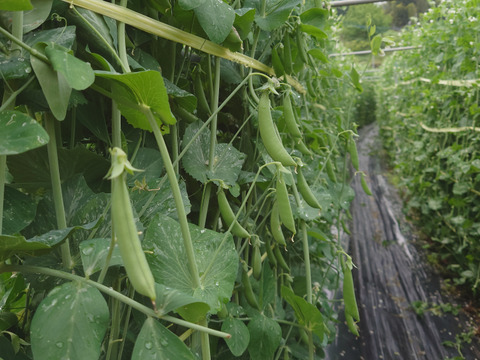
[376,0,480,295]
[0,0,367,359]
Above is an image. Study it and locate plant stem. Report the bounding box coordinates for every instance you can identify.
[307,328,314,360]
[198,57,220,229]
[45,115,73,269]
[0,155,5,235]
[0,264,231,339]
[11,11,23,53]
[301,221,312,304]
[0,26,49,63]
[142,106,201,288]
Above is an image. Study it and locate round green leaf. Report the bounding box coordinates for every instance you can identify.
[0,110,49,155]
[222,317,250,356]
[132,317,195,360]
[30,282,109,360]
[45,44,95,90]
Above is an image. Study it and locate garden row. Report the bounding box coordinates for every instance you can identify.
[377,0,480,296]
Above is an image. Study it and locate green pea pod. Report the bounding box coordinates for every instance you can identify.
[108,148,156,302]
[295,138,312,156]
[361,173,373,196]
[264,235,277,267]
[217,188,250,238]
[252,243,262,281]
[271,46,285,78]
[273,244,290,272]
[270,200,287,246]
[194,69,211,116]
[297,167,321,209]
[343,263,360,321]
[341,218,351,235]
[283,32,293,74]
[276,172,296,234]
[283,93,302,138]
[325,157,337,183]
[345,313,359,336]
[296,29,309,64]
[347,133,359,171]
[242,264,260,310]
[258,91,296,167]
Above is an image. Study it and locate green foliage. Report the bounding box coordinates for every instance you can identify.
[340,4,392,51]
[0,0,365,359]
[378,0,480,295]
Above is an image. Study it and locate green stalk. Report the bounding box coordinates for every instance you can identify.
[0,264,231,339]
[0,26,49,63]
[198,57,221,229]
[45,115,73,269]
[11,11,23,53]
[0,156,5,235]
[142,106,201,288]
[116,0,129,71]
[301,221,312,304]
[307,328,314,360]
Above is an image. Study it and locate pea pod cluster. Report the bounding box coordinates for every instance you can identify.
[107,147,156,302]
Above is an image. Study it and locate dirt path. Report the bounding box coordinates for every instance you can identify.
[326,122,480,360]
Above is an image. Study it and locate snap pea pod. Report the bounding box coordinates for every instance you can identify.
[217,187,250,238]
[251,240,262,281]
[108,148,156,301]
[258,91,296,167]
[283,93,302,138]
[273,244,290,272]
[276,172,296,234]
[297,167,321,209]
[264,235,277,267]
[343,262,360,321]
[270,200,287,246]
[325,157,337,183]
[347,133,359,171]
[361,173,373,196]
[241,263,260,310]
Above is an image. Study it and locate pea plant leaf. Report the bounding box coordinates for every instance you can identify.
[193,0,236,44]
[0,54,32,80]
[0,110,49,155]
[79,238,123,277]
[30,42,71,120]
[281,285,325,341]
[144,214,238,314]
[132,317,195,360]
[7,146,109,193]
[95,70,176,131]
[300,7,329,30]
[182,121,246,187]
[30,281,109,360]
[178,0,205,11]
[2,186,37,235]
[222,316,250,356]
[247,310,282,360]
[0,222,98,262]
[234,8,256,40]
[0,0,33,11]
[246,0,300,31]
[131,178,191,225]
[44,43,95,90]
[154,283,208,317]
